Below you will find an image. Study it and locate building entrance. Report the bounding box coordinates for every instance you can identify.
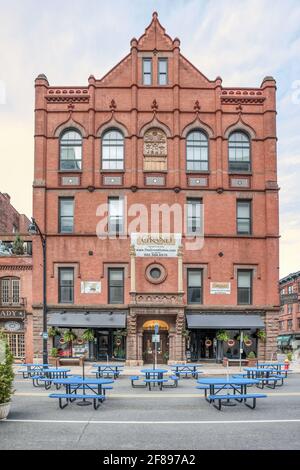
[142,320,169,364]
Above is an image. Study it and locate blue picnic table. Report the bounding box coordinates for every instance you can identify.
[18,363,50,379]
[243,367,286,387]
[171,363,202,379]
[32,368,71,388]
[49,377,114,409]
[92,364,124,379]
[140,368,169,390]
[197,377,265,410]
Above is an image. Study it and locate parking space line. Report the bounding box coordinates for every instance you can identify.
[3,418,300,425]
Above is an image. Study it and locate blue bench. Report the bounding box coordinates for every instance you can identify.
[130,375,147,388]
[161,375,179,389]
[144,378,168,390]
[196,384,233,398]
[208,393,267,410]
[173,370,200,379]
[49,393,105,410]
[69,384,113,395]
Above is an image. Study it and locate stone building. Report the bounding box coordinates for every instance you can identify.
[32,13,280,364]
[278,271,300,353]
[0,194,33,362]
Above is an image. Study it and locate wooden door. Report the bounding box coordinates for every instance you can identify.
[143,331,168,364]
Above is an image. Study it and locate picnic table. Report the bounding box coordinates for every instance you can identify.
[243,367,286,387]
[92,364,124,379]
[32,368,71,388]
[197,377,265,410]
[140,368,169,390]
[18,363,49,379]
[171,364,202,379]
[257,363,288,375]
[49,377,114,409]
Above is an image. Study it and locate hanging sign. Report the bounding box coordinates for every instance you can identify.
[131,233,181,258]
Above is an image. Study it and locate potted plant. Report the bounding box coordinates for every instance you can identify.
[82,329,95,342]
[0,330,14,420]
[48,327,60,338]
[63,330,77,357]
[163,351,169,364]
[48,347,59,366]
[247,351,257,366]
[12,234,24,256]
[257,329,266,342]
[216,330,230,342]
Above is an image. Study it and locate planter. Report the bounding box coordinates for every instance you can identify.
[247,359,257,367]
[244,340,252,347]
[0,402,11,420]
[227,339,235,347]
[205,339,212,347]
[48,357,59,366]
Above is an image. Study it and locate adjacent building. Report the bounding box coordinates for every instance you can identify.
[278,271,300,353]
[32,13,280,364]
[0,193,33,362]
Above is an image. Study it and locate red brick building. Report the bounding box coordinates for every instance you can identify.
[32,13,280,364]
[278,271,300,353]
[0,194,33,362]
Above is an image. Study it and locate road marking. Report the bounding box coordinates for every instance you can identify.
[3,418,300,425]
[14,392,300,398]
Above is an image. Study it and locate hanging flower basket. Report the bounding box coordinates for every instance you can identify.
[59,338,65,345]
[244,339,252,347]
[76,338,84,345]
[205,339,212,348]
[115,338,122,347]
[227,339,235,347]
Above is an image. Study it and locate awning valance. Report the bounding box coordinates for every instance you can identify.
[186,314,264,329]
[47,311,127,329]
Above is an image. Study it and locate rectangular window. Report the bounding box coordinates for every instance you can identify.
[158,58,168,85]
[237,270,252,305]
[59,268,74,304]
[287,319,293,330]
[108,197,124,235]
[59,198,74,233]
[237,200,251,234]
[108,268,124,304]
[187,199,202,235]
[187,269,202,304]
[143,58,152,85]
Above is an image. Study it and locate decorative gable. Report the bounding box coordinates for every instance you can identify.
[136,12,175,51]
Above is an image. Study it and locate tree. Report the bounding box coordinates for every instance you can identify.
[0,329,14,405]
[12,234,24,255]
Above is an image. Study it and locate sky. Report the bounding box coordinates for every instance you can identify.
[0,0,299,278]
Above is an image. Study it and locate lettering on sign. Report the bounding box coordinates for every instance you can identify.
[0,310,25,320]
[210,282,231,295]
[131,233,182,258]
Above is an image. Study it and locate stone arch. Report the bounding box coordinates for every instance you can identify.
[224,120,256,140]
[54,119,87,138]
[139,117,171,138]
[96,117,129,138]
[181,118,214,139]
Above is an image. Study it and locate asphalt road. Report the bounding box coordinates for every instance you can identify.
[1,373,300,450]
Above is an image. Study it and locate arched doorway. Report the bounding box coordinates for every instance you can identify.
[142,320,169,364]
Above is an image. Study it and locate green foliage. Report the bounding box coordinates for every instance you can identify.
[0,330,15,404]
[247,351,256,359]
[48,327,61,338]
[237,333,250,343]
[49,348,58,357]
[216,330,230,342]
[113,329,127,338]
[257,329,266,341]
[12,234,24,255]
[81,329,94,342]
[287,352,293,362]
[63,330,77,343]
[182,329,190,338]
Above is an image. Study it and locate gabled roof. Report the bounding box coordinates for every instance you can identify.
[136,11,175,51]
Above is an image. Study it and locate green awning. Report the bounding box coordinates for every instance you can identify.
[277,335,292,346]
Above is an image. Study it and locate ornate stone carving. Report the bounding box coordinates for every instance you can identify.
[130,293,183,305]
[143,128,167,171]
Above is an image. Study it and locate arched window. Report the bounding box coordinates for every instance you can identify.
[228,131,251,172]
[60,129,82,170]
[102,129,124,170]
[186,130,208,171]
[0,277,20,305]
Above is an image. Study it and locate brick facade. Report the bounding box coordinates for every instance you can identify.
[32,13,280,364]
[278,271,300,351]
[0,192,30,234]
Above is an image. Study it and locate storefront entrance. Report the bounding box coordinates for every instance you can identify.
[142,320,169,364]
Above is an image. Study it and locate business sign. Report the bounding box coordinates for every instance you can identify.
[210,282,231,295]
[131,233,181,258]
[152,334,160,343]
[81,281,101,294]
[0,310,25,320]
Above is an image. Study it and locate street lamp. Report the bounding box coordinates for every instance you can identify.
[28,218,48,364]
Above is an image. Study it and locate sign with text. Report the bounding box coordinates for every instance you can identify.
[81,281,101,294]
[0,310,25,320]
[152,334,160,343]
[131,233,182,258]
[210,282,231,295]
